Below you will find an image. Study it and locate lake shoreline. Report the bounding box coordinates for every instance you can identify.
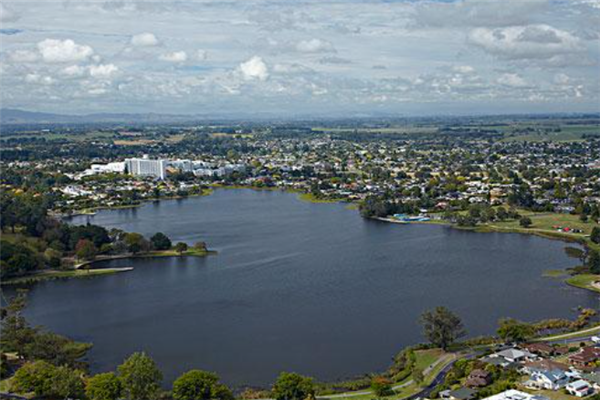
[374,215,599,295]
[1,249,217,286]
[19,189,596,386]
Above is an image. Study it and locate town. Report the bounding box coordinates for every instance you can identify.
[1,115,600,400]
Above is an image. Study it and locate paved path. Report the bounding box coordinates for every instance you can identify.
[534,325,600,343]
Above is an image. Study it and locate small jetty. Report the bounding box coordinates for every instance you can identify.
[391,213,431,223]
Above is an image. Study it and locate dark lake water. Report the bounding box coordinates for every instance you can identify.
[13,189,599,386]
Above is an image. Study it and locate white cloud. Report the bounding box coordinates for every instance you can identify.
[37,39,94,63]
[89,63,119,78]
[62,65,86,77]
[196,50,208,61]
[9,50,39,63]
[554,73,570,85]
[0,2,19,22]
[24,73,54,85]
[452,65,475,74]
[160,51,188,63]
[296,38,336,53]
[468,25,583,60]
[131,32,159,47]
[239,56,269,81]
[497,73,529,88]
[413,0,550,28]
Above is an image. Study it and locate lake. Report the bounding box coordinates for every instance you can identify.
[14,189,599,386]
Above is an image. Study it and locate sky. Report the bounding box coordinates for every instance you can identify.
[1,0,599,117]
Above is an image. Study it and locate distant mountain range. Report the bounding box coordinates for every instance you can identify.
[0,108,204,125]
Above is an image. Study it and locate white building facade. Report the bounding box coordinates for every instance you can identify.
[125,156,168,180]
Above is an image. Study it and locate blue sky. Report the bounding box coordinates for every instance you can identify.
[1,0,599,117]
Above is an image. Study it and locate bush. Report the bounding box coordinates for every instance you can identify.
[519,216,532,228]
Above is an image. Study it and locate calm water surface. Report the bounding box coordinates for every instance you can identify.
[14,190,599,386]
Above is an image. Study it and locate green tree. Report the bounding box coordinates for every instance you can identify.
[172,370,233,400]
[150,232,172,251]
[22,330,92,367]
[193,241,208,252]
[497,318,535,342]
[420,306,466,350]
[587,250,600,274]
[370,376,393,397]
[76,238,98,261]
[50,365,85,400]
[174,242,189,255]
[519,216,532,228]
[117,352,163,400]
[272,372,315,400]
[591,227,600,245]
[12,360,55,397]
[124,233,149,255]
[86,372,123,400]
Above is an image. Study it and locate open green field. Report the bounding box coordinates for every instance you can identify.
[482,210,597,248]
[501,124,600,142]
[0,130,115,142]
[312,126,439,135]
[297,192,346,204]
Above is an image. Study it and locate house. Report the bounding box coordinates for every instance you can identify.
[444,387,478,400]
[581,373,600,391]
[524,343,556,357]
[566,380,594,397]
[481,356,515,368]
[492,348,537,364]
[569,347,600,370]
[466,369,492,388]
[521,359,570,375]
[524,369,569,390]
[480,389,549,400]
[553,346,569,356]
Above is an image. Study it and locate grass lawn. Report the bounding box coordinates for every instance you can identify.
[414,348,444,371]
[565,274,600,293]
[149,248,213,257]
[477,211,599,251]
[487,211,595,235]
[297,193,346,204]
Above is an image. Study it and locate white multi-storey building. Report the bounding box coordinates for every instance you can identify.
[125,155,168,180]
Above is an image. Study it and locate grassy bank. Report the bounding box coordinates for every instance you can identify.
[297,192,346,204]
[146,248,216,258]
[565,274,600,293]
[1,267,133,285]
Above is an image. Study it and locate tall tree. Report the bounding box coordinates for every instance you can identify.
[172,370,233,400]
[497,318,535,342]
[591,227,600,245]
[86,372,122,400]
[272,372,315,400]
[420,306,466,350]
[150,232,172,251]
[117,352,162,400]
